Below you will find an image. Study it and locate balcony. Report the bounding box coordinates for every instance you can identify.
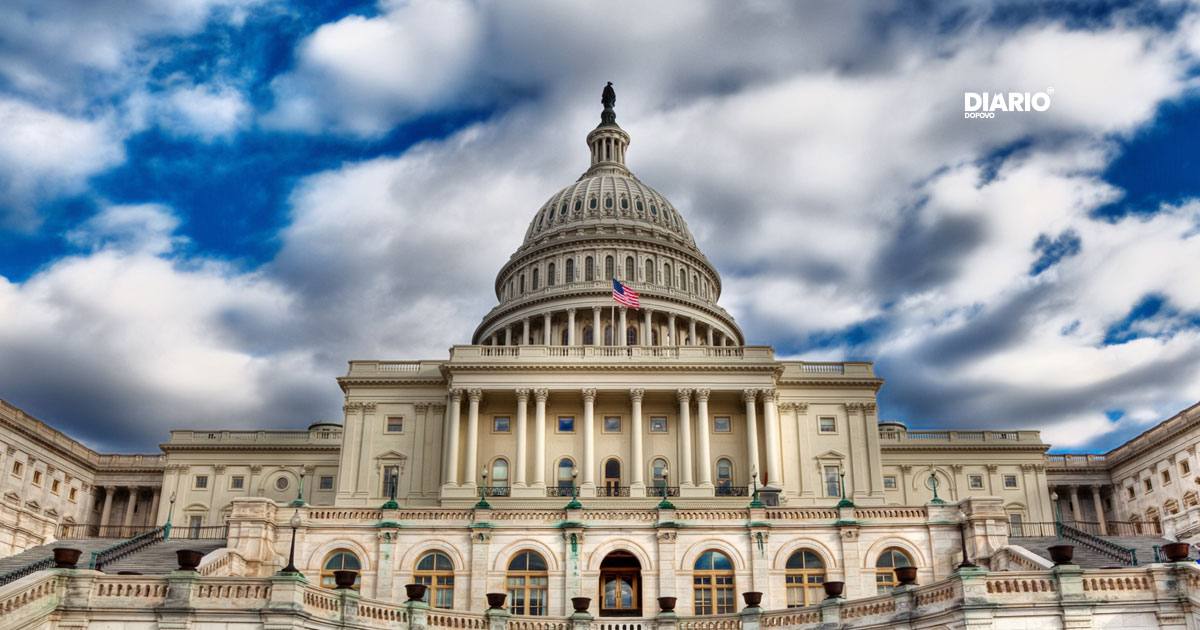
[879,429,1044,446]
[1045,454,1109,470]
[165,429,343,447]
[449,344,774,363]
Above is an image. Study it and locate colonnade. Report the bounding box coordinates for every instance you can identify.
[95,484,162,536]
[484,306,735,348]
[441,387,782,498]
[1050,483,1110,535]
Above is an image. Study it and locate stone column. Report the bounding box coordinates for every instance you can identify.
[761,390,782,487]
[619,307,627,346]
[743,389,761,485]
[504,327,511,345]
[121,486,139,535]
[582,389,597,491]
[592,307,601,347]
[1091,485,1108,535]
[677,389,694,487]
[522,318,530,345]
[515,389,529,487]
[688,319,697,346]
[668,314,677,346]
[793,403,812,497]
[630,389,645,494]
[567,309,576,346]
[695,389,712,488]
[99,485,116,530]
[543,313,552,346]
[444,390,462,486]
[357,402,376,498]
[533,389,549,488]
[706,326,714,346]
[643,309,652,346]
[1068,485,1082,527]
[465,389,482,488]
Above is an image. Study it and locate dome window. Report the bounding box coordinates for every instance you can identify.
[621,198,628,209]
[573,200,581,212]
[605,197,613,209]
[650,204,657,216]
[565,259,575,283]
[560,204,566,216]
[589,198,597,209]
[585,257,595,281]
[547,263,556,287]
[636,200,644,211]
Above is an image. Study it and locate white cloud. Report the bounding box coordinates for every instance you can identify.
[65,203,185,255]
[161,83,253,140]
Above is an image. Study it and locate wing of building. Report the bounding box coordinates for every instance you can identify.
[3,87,1200,630]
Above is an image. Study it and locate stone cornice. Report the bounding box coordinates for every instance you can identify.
[881,444,1050,454]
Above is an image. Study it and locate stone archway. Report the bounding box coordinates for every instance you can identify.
[599,551,642,617]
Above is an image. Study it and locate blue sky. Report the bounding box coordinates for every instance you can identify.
[1,0,1199,453]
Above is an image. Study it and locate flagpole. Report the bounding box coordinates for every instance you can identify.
[611,276,615,346]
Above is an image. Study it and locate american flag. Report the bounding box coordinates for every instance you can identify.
[612,278,639,309]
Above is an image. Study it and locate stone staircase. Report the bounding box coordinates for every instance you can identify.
[1015,535,1181,568]
[100,539,226,574]
[0,539,123,574]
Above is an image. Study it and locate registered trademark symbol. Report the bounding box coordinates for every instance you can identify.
[1047,87,1055,94]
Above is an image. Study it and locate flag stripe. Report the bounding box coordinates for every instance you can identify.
[612,279,640,309]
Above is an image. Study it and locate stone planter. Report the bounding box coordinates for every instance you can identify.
[1047,544,1074,566]
[176,549,205,571]
[486,592,507,610]
[823,581,844,600]
[895,566,918,585]
[333,570,358,589]
[657,596,677,613]
[1163,542,1191,562]
[52,548,81,569]
[741,591,763,608]
[405,583,428,602]
[571,597,591,613]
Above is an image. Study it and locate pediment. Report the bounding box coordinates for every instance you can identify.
[375,450,408,461]
[3,492,18,504]
[815,450,846,460]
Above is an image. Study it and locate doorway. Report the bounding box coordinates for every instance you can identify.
[599,551,641,616]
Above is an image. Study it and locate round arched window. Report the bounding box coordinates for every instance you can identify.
[507,551,549,615]
[785,550,825,607]
[415,551,454,608]
[693,551,734,614]
[320,550,361,590]
[875,548,912,594]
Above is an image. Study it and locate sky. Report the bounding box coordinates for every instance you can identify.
[1,0,1199,454]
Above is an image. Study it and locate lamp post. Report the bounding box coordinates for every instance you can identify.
[164,492,177,540]
[279,512,302,575]
[928,471,945,505]
[836,471,854,509]
[476,466,492,509]
[957,510,977,569]
[565,467,582,510]
[1050,491,1061,537]
[656,467,675,510]
[290,473,306,507]
[749,468,765,508]
[381,467,399,509]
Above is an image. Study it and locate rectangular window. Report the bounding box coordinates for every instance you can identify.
[1003,475,1017,489]
[713,417,731,432]
[382,465,399,498]
[818,417,836,433]
[51,479,61,494]
[493,416,511,433]
[69,488,78,502]
[320,476,334,490]
[823,466,840,497]
[968,475,984,489]
[1009,513,1024,537]
[230,475,245,490]
[1127,486,1135,500]
[649,417,667,433]
[1162,469,1172,485]
[603,416,621,433]
[883,475,897,489]
[10,461,21,476]
[1181,460,1191,475]
[1144,478,1153,493]
[386,417,404,433]
[557,416,575,433]
[194,475,209,489]
[32,470,42,486]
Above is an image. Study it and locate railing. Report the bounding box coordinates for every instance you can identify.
[1009,521,1060,538]
[546,486,577,497]
[0,556,55,588]
[91,526,166,571]
[596,486,631,497]
[1107,520,1162,536]
[647,486,680,498]
[1058,522,1138,565]
[800,362,844,373]
[166,429,342,445]
[58,524,160,539]
[1045,453,1109,468]
[878,430,1041,443]
[480,487,511,497]
[175,525,230,540]
[715,486,749,497]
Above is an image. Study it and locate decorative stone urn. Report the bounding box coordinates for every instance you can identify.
[52,548,82,569]
[1047,544,1075,566]
[175,549,205,571]
[333,570,358,589]
[571,597,591,614]
[741,591,763,608]
[823,581,844,600]
[895,566,918,586]
[405,583,428,602]
[1163,542,1191,562]
[657,596,677,613]
[486,592,507,610]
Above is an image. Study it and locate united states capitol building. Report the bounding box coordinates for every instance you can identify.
[3,88,1200,630]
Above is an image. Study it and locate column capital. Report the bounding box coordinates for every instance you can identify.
[863,402,877,412]
[693,388,710,402]
[629,388,645,403]
[361,401,377,412]
[523,317,530,323]
[104,485,118,493]
[449,389,465,403]
[676,388,692,404]
[414,402,430,414]
[515,388,530,402]
[533,388,549,403]
[467,389,483,403]
[126,484,139,492]
[668,313,677,321]
[581,388,597,403]
[1089,483,1103,491]
[845,402,864,411]
[567,308,576,315]
[796,401,809,413]
[742,388,758,403]
[759,388,777,402]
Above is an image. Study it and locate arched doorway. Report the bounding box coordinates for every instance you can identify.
[599,551,641,616]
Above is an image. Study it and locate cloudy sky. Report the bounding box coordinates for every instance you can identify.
[1,0,1199,453]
